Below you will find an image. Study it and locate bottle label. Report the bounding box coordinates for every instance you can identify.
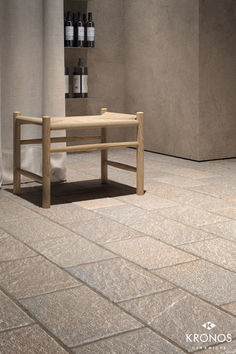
[66,26,74,41]
[78,27,85,41]
[87,27,95,41]
[73,75,81,93]
[82,75,88,94]
[65,75,69,94]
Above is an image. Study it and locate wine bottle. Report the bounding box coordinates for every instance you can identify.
[79,58,88,98]
[65,11,74,47]
[72,59,88,98]
[76,12,84,48]
[65,67,69,98]
[72,63,82,98]
[83,13,87,47]
[87,12,95,48]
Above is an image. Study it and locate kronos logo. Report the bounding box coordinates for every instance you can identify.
[186,322,232,344]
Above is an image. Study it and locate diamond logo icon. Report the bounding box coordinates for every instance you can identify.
[202,322,216,330]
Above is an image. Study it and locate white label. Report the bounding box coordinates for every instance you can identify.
[82,75,88,93]
[65,75,69,94]
[87,27,95,41]
[78,27,85,41]
[66,26,74,41]
[73,75,81,93]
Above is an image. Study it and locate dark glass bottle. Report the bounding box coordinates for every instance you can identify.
[65,67,69,98]
[72,59,88,98]
[87,12,95,48]
[65,11,74,47]
[75,12,85,48]
[83,13,87,47]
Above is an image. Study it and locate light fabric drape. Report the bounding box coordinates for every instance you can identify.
[0,0,66,185]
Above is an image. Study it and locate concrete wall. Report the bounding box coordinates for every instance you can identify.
[199,0,236,160]
[124,0,200,159]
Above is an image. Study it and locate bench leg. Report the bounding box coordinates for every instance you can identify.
[42,116,51,208]
[13,112,21,194]
[136,112,144,195]
[101,108,108,183]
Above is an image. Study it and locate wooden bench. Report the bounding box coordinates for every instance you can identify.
[13,108,144,208]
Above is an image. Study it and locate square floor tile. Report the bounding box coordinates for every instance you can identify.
[0,236,36,262]
[154,260,236,305]
[0,290,33,332]
[120,288,236,352]
[176,194,235,212]
[0,325,67,354]
[72,327,184,353]
[104,236,196,270]
[190,183,236,199]
[215,207,236,220]
[0,198,38,221]
[73,197,124,209]
[20,286,143,347]
[154,175,208,188]
[37,204,97,223]
[149,183,198,201]
[116,193,177,210]
[201,220,236,242]
[165,168,217,179]
[0,256,79,299]
[31,235,115,268]
[179,238,236,272]
[221,302,236,316]
[64,217,145,244]
[130,218,215,246]
[94,204,148,226]
[67,258,173,302]
[0,217,77,245]
[156,206,230,227]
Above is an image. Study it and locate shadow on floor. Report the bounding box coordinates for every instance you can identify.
[7,179,137,207]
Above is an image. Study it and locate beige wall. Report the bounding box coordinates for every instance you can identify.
[124,0,200,159]
[199,0,236,160]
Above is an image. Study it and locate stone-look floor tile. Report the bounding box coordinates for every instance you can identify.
[154,175,208,188]
[104,237,196,270]
[0,290,33,332]
[201,220,236,242]
[130,218,215,246]
[0,229,9,238]
[190,183,236,199]
[156,206,230,227]
[20,286,143,347]
[67,258,173,302]
[37,203,97,223]
[0,217,77,245]
[175,194,235,212]
[179,238,236,272]
[0,236,36,262]
[154,260,236,305]
[120,288,236,352]
[0,256,79,299]
[148,182,198,201]
[215,207,236,220]
[73,197,124,209]
[72,327,184,354]
[0,198,38,221]
[221,302,236,316]
[31,235,115,268]
[94,204,149,226]
[199,340,236,354]
[116,193,177,210]
[0,325,67,354]
[163,168,217,179]
[64,217,145,244]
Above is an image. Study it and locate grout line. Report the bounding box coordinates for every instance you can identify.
[0,323,33,335]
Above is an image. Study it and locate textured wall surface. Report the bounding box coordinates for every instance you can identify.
[124,0,199,159]
[199,0,236,160]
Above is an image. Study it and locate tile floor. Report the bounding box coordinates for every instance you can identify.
[0,149,236,353]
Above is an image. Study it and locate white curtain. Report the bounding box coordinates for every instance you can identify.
[0,0,66,185]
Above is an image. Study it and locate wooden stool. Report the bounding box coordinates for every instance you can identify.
[13,108,144,208]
